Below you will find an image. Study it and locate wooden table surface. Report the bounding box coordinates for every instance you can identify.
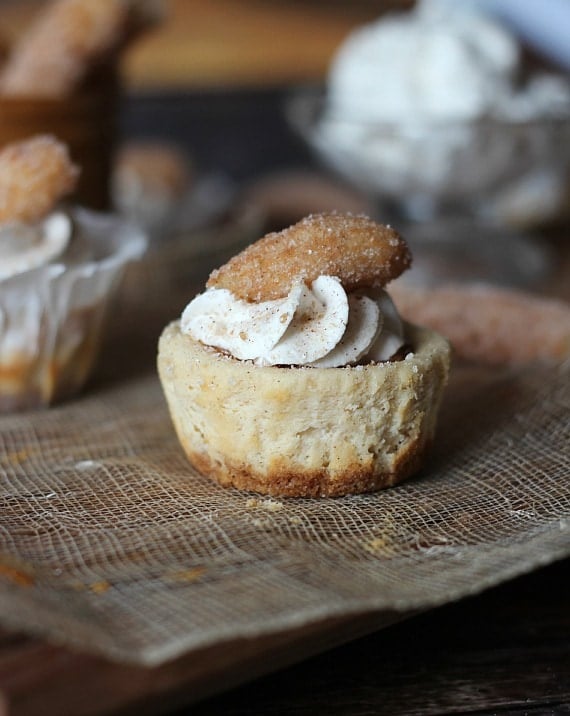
[181,558,570,716]
[1,558,567,716]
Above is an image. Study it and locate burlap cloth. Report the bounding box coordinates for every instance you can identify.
[0,230,569,666]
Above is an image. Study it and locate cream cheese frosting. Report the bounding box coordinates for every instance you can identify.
[180,276,405,367]
[0,212,72,281]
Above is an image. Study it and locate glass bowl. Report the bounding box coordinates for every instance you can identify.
[288,89,570,226]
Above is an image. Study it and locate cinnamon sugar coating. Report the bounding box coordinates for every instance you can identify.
[0,135,79,224]
[207,213,411,301]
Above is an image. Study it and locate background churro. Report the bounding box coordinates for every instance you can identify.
[0,0,162,97]
[0,134,78,224]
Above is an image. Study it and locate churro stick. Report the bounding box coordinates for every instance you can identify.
[0,0,161,97]
[0,135,79,224]
[391,282,570,365]
[207,213,412,302]
[0,0,128,96]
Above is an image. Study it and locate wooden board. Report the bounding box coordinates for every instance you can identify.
[0,613,401,716]
[1,559,569,715]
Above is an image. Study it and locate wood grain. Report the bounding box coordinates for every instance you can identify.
[1,560,567,715]
[0,613,402,716]
[186,558,570,716]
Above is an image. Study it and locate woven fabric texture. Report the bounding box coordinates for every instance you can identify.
[0,355,568,665]
[1,242,569,666]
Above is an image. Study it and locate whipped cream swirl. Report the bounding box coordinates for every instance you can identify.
[0,212,72,281]
[181,275,405,367]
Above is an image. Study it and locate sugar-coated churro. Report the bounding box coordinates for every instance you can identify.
[0,0,162,97]
[207,213,411,302]
[0,135,79,224]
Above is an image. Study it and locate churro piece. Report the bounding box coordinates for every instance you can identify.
[0,135,79,224]
[391,283,570,365]
[207,213,411,302]
[112,140,191,229]
[114,141,191,199]
[240,170,373,231]
[0,0,158,97]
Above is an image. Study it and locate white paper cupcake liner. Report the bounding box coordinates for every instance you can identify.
[0,208,146,411]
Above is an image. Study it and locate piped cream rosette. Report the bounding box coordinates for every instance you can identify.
[181,276,404,367]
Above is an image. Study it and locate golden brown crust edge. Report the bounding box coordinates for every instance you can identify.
[158,322,450,498]
[184,433,432,498]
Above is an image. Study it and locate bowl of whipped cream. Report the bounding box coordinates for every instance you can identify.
[289,0,570,226]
